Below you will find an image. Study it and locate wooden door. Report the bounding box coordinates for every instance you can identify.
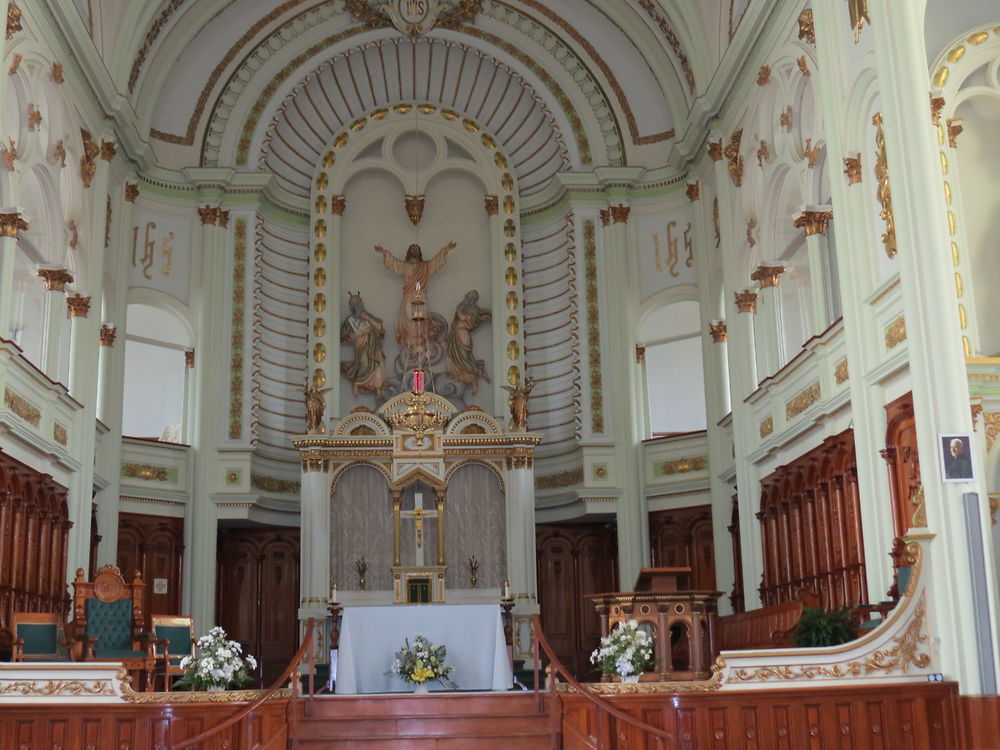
[116,512,184,620]
[536,523,617,679]
[648,505,717,591]
[216,527,300,686]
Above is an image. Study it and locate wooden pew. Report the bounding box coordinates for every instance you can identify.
[715,591,820,651]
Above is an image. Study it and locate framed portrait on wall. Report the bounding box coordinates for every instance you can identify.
[940,433,974,482]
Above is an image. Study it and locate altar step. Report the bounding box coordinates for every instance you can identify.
[294,692,557,749]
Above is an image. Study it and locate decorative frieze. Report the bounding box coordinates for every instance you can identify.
[734,290,757,314]
[793,209,833,236]
[785,382,821,421]
[66,294,91,318]
[4,387,40,426]
[251,473,301,494]
[122,463,169,481]
[709,321,727,343]
[751,265,785,288]
[534,468,583,490]
[658,457,707,475]
[37,268,73,291]
[0,211,28,237]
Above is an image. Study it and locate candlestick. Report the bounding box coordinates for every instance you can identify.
[503,580,511,599]
[330,584,338,603]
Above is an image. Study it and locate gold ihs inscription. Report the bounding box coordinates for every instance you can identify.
[653,221,693,277]
[131,222,156,280]
[161,232,174,276]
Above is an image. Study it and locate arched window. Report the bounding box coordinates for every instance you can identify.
[121,303,190,442]
[638,300,707,436]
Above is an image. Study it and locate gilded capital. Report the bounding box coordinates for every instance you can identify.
[100,141,117,161]
[756,65,771,85]
[330,195,346,215]
[218,209,230,228]
[99,324,117,347]
[484,195,499,215]
[51,62,64,84]
[599,208,610,226]
[709,321,728,343]
[66,293,91,318]
[198,206,219,225]
[0,211,29,237]
[797,9,815,45]
[734,290,758,314]
[685,181,700,201]
[124,183,139,202]
[610,204,630,224]
[185,349,195,369]
[843,154,862,185]
[707,140,723,161]
[37,268,73,291]
[6,2,23,40]
[751,265,785,288]
[635,345,645,364]
[793,209,832,236]
[302,457,330,473]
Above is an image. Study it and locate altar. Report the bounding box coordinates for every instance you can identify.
[335,603,512,694]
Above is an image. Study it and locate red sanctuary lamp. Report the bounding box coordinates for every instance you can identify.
[413,368,425,393]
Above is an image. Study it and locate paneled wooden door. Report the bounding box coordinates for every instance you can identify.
[216,527,300,686]
[117,512,184,619]
[648,505,717,591]
[536,523,617,679]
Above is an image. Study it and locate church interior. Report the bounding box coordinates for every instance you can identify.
[2,0,1000,747]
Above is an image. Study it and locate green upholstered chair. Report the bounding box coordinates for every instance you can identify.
[68,565,156,691]
[150,614,194,691]
[11,612,68,661]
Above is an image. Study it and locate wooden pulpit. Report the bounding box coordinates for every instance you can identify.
[633,567,692,593]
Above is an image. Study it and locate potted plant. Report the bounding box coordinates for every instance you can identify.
[174,626,257,692]
[792,607,856,647]
[389,633,455,693]
[590,619,654,683]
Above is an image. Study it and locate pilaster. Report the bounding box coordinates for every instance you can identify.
[0,209,28,338]
[794,208,834,334]
[299,457,332,640]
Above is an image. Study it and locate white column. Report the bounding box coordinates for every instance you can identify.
[299,456,332,659]
[66,294,92,398]
[504,449,538,605]
[869,1,996,693]
[795,209,833,335]
[38,270,70,379]
[751,264,784,376]
[0,211,28,337]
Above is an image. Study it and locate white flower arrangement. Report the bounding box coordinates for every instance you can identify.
[388,633,455,687]
[175,626,258,691]
[590,619,654,679]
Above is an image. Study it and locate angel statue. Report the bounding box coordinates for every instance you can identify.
[340,291,388,400]
[445,290,492,395]
[501,377,535,432]
[304,382,331,434]
[374,241,456,348]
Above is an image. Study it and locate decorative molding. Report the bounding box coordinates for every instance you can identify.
[229,219,247,440]
[709,321,727,343]
[796,55,811,76]
[4,387,41,426]
[583,220,604,433]
[8,52,21,74]
[185,349,195,369]
[302,457,330,473]
[52,139,66,167]
[746,217,757,247]
[785,382,821,420]
[946,117,963,148]
[37,268,73,291]
[885,316,907,349]
[793,210,833,236]
[66,294,91,318]
[67,219,79,249]
[797,9,815,45]
[834,357,849,385]
[872,112,898,258]
[218,209,230,228]
[635,345,645,365]
[707,140,723,161]
[53,423,68,446]
[685,181,699,201]
[756,140,769,168]
[330,194,346,215]
[121,463,171,481]
[198,206,221,225]
[756,65,771,85]
[1,138,16,170]
[635,0,696,94]
[751,265,784,288]
[100,140,116,161]
[598,208,610,226]
[344,0,483,36]
[79,129,99,188]
[251,473,301,494]
[484,194,498,215]
[779,106,793,132]
[930,94,945,126]
[535,467,583,490]
[843,153,862,184]
[99,324,117,347]
[124,183,139,202]
[658,457,707,475]
[51,62,64,84]
[803,137,819,167]
[759,416,773,438]
[734,290,757,314]
[984,413,1000,453]
[971,402,983,431]
[0,211,28,237]
[27,103,42,132]
[0,678,115,698]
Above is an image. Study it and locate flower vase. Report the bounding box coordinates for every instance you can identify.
[413,683,429,694]
[207,685,226,692]
[620,675,640,684]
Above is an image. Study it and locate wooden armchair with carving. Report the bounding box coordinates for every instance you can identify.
[66,565,157,691]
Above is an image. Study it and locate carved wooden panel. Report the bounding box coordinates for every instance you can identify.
[117,512,184,618]
[728,496,745,612]
[536,523,617,679]
[649,504,717,591]
[883,392,921,536]
[758,429,867,610]
[0,448,71,647]
[217,527,300,686]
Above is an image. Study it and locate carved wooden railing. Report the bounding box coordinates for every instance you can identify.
[170,618,316,750]
[531,614,669,750]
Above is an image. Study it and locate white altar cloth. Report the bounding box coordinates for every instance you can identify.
[335,603,512,694]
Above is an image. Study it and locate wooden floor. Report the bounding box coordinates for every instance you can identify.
[295,692,557,749]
